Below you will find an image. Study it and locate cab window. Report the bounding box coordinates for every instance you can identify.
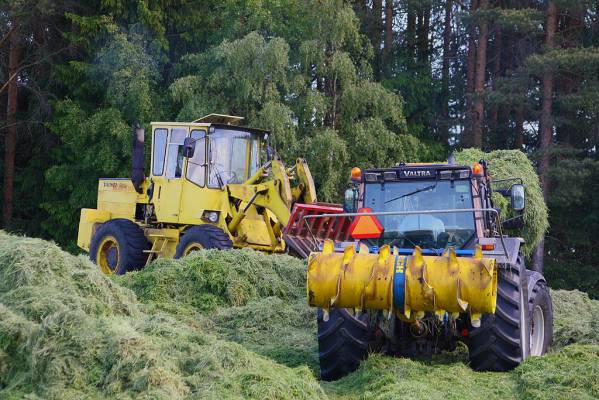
[208,130,248,188]
[186,130,206,186]
[249,138,260,177]
[165,128,187,179]
[152,128,168,176]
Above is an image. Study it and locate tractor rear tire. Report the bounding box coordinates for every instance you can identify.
[175,224,233,258]
[468,263,526,371]
[90,219,149,275]
[529,280,553,356]
[317,308,371,381]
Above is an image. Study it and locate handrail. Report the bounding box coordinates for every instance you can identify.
[302,207,510,260]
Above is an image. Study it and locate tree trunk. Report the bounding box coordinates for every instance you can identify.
[383,0,394,76]
[3,21,20,227]
[532,0,557,273]
[417,3,431,64]
[556,9,583,145]
[465,0,478,146]
[406,1,416,59]
[372,0,383,36]
[490,25,502,140]
[514,105,524,149]
[441,0,452,143]
[472,0,489,149]
[372,0,383,77]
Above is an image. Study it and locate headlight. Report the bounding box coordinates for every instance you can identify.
[202,210,220,223]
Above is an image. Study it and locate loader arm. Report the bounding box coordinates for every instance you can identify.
[291,158,317,204]
[227,180,292,229]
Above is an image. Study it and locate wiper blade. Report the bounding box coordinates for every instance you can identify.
[384,183,437,204]
[460,231,477,249]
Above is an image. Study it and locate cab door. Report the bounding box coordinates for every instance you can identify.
[151,126,188,223]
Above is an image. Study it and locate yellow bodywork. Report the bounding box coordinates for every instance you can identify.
[78,116,317,264]
[307,240,497,324]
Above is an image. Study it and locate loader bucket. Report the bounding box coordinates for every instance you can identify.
[307,240,497,324]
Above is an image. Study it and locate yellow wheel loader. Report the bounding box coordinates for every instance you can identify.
[77,114,324,274]
[304,160,553,380]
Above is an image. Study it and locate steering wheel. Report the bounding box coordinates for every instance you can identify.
[220,170,238,184]
[211,166,239,185]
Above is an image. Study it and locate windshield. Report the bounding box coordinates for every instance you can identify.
[362,179,476,249]
[208,128,261,188]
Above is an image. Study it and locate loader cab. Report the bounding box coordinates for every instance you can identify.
[149,116,265,225]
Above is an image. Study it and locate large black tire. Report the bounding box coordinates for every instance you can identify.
[529,280,553,356]
[175,224,233,258]
[90,219,149,275]
[317,308,371,381]
[468,263,526,371]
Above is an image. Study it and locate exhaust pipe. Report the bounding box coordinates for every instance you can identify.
[131,123,145,193]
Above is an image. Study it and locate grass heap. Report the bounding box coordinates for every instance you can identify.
[0,233,323,399]
[455,149,548,256]
[2,231,599,400]
[117,250,318,370]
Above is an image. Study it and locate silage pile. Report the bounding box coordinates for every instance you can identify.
[0,233,323,399]
[116,249,319,370]
[2,231,599,400]
[455,149,548,256]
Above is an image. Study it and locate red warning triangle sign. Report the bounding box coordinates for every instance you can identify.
[349,208,384,239]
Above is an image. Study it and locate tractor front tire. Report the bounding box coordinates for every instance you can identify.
[529,280,553,356]
[317,308,371,381]
[90,219,149,275]
[175,224,233,258]
[468,263,525,371]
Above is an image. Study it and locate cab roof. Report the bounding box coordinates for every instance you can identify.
[150,114,269,137]
[364,163,470,174]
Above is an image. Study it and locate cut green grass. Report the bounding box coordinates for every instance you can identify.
[2,232,598,399]
[0,233,323,399]
[455,149,548,256]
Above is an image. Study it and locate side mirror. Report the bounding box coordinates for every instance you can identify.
[343,187,358,213]
[183,137,195,158]
[510,184,525,211]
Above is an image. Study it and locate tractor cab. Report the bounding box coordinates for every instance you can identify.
[343,162,526,252]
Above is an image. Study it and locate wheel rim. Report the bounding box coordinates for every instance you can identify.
[96,236,120,274]
[530,304,545,356]
[183,242,203,256]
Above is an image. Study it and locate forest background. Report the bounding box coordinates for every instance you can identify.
[0,0,598,295]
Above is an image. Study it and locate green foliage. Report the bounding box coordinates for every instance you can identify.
[543,154,599,298]
[455,148,549,256]
[3,0,597,297]
[468,8,543,33]
[526,48,599,75]
[171,32,290,121]
[302,129,349,201]
[42,25,166,249]
[43,102,132,249]
[168,23,433,202]
[546,153,599,264]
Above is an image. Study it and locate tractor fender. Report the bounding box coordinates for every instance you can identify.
[526,270,547,301]
[486,237,524,266]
